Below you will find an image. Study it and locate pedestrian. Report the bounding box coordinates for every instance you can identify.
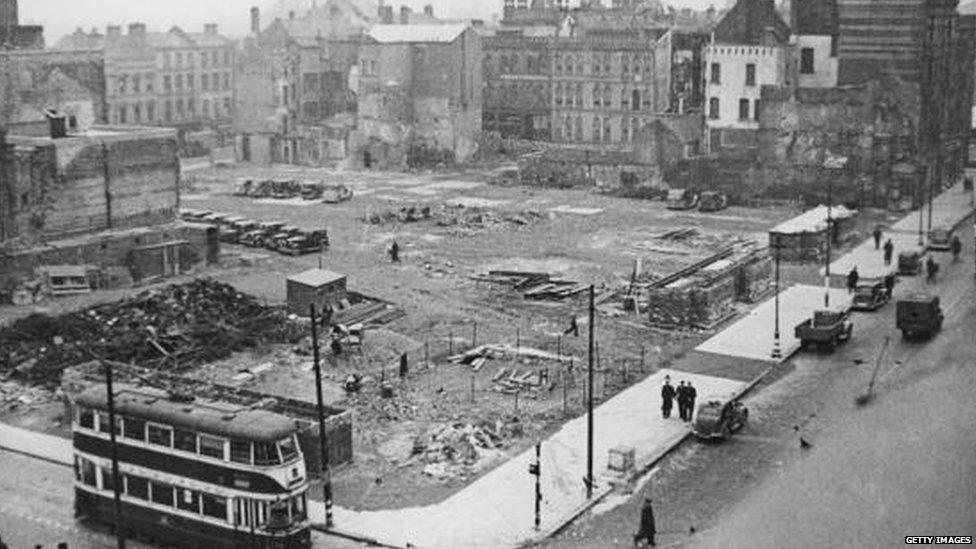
[846,266,859,293]
[926,256,939,283]
[951,235,962,263]
[389,240,400,263]
[564,316,580,337]
[873,225,883,250]
[883,238,895,266]
[686,382,697,423]
[399,352,409,377]
[58,544,68,549]
[676,381,687,421]
[883,272,896,300]
[633,497,656,547]
[661,376,676,419]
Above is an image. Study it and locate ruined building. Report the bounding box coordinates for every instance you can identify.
[354,24,483,169]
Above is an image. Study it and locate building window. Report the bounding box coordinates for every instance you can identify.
[754,99,761,121]
[176,99,185,117]
[800,47,815,74]
[745,63,756,86]
[118,105,128,124]
[603,84,612,109]
[175,74,183,90]
[164,100,173,122]
[133,104,142,122]
[163,75,171,93]
[224,97,232,115]
[202,51,209,68]
[78,407,95,429]
[212,50,219,66]
[188,98,196,115]
[223,73,230,91]
[574,115,583,141]
[145,74,154,92]
[147,424,172,447]
[199,435,225,459]
[133,74,141,93]
[631,90,640,112]
[230,440,252,464]
[223,50,231,66]
[709,97,719,119]
[147,102,155,122]
[201,74,209,91]
[592,116,601,141]
[710,62,721,84]
[163,52,171,68]
[176,52,183,67]
[739,98,750,120]
[187,73,194,90]
[203,99,211,117]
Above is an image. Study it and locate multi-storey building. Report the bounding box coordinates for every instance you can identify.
[703,0,790,154]
[55,23,235,129]
[791,0,839,88]
[0,0,42,49]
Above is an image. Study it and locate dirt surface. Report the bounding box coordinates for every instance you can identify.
[0,163,800,512]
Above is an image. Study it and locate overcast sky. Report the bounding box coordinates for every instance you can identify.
[21,0,725,45]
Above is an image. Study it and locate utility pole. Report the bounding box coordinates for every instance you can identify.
[529,442,542,531]
[309,305,334,528]
[771,235,782,360]
[586,285,595,499]
[103,362,126,549]
[824,177,833,309]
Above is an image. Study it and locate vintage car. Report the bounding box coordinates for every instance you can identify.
[692,398,748,441]
[665,188,700,210]
[898,251,922,276]
[927,227,953,252]
[698,191,729,212]
[852,280,890,311]
[896,293,944,340]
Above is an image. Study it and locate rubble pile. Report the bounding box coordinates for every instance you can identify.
[413,421,519,479]
[0,279,306,387]
[363,204,546,231]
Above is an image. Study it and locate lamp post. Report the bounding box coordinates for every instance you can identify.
[918,166,927,246]
[771,235,782,360]
[824,177,833,309]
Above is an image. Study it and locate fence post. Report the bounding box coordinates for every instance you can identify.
[640,346,645,372]
[449,332,454,355]
[470,372,476,403]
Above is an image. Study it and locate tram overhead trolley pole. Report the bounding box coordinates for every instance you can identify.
[310,305,334,528]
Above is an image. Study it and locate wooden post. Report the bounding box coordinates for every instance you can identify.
[514,390,520,414]
[562,369,568,415]
[640,346,645,372]
[449,332,454,355]
[472,322,478,348]
[424,341,429,368]
[470,372,475,403]
[516,327,520,356]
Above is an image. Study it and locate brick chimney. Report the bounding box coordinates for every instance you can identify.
[250,6,260,34]
[400,5,411,24]
[0,0,18,27]
[128,22,147,37]
[204,23,218,35]
[423,4,434,17]
[106,24,122,37]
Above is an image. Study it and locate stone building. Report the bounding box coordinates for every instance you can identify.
[703,0,790,155]
[234,3,368,165]
[354,24,483,168]
[0,0,43,49]
[55,23,235,130]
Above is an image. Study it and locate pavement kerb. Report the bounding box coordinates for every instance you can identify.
[0,438,72,468]
[312,524,409,549]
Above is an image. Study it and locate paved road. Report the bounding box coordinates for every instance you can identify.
[0,448,367,549]
[540,220,976,549]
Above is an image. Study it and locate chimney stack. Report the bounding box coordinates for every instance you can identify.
[106,24,122,37]
[0,0,19,28]
[204,23,218,35]
[399,5,411,24]
[289,10,295,19]
[250,6,260,34]
[128,22,147,37]
[380,5,394,23]
[423,4,434,17]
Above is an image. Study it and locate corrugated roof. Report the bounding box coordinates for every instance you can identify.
[367,24,468,44]
[287,268,346,287]
[770,204,856,235]
[74,384,298,443]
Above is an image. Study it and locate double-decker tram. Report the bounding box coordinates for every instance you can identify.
[71,384,311,548]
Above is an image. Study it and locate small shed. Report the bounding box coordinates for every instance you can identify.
[769,205,857,262]
[286,269,348,317]
[36,264,97,295]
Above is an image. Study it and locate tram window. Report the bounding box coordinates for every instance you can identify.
[254,442,280,466]
[98,412,121,435]
[269,500,290,527]
[177,488,200,513]
[202,494,228,520]
[126,475,149,500]
[80,458,97,486]
[230,439,252,464]
[100,467,115,492]
[174,428,197,453]
[148,424,173,447]
[150,481,175,507]
[123,417,146,441]
[278,436,299,463]
[78,407,95,429]
[291,494,306,520]
[199,435,226,460]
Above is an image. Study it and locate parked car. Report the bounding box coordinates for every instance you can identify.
[201,212,231,226]
[852,280,890,311]
[898,251,922,276]
[795,309,853,350]
[698,191,728,212]
[232,178,253,196]
[927,227,953,252]
[692,399,748,441]
[265,226,303,252]
[279,234,325,256]
[896,293,943,340]
[665,188,699,210]
[239,229,270,248]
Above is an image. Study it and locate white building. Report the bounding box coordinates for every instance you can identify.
[790,0,838,89]
[703,0,789,154]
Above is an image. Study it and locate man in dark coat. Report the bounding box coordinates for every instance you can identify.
[660,377,676,419]
[846,266,859,293]
[686,382,698,423]
[676,381,687,421]
[951,235,962,263]
[633,497,656,547]
[926,256,938,283]
[873,226,883,250]
[390,240,400,263]
[883,273,896,300]
[883,239,895,266]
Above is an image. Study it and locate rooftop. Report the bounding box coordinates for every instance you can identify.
[713,0,789,45]
[287,268,347,287]
[366,23,468,44]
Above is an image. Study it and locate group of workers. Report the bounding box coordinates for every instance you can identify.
[659,376,697,422]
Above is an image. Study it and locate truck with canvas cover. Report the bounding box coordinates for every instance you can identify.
[795,309,853,350]
[896,293,943,340]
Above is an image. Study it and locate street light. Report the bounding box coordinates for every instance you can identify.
[771,235,782,360]
[824,177,833,309]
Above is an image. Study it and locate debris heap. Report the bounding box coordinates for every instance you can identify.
[0,279,306,387]
[363,203,546,231]
[414,421,519,479]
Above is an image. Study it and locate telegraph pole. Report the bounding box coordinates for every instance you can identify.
[771,236,782,360]
[586,285,595,499]
[824,177,833,309]
[529,442,542,531]
[310,305,334,528]
[103,362,126,549]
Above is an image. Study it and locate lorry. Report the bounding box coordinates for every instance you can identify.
[896,293,944,340]
[795,309,853,350]
[665,188,699,210]
[698,191,728,212]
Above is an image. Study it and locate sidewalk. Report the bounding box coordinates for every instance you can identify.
[313,368,746,549]
[0,422,72,466]
[695,285,852,363]
[827,182,975,281]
